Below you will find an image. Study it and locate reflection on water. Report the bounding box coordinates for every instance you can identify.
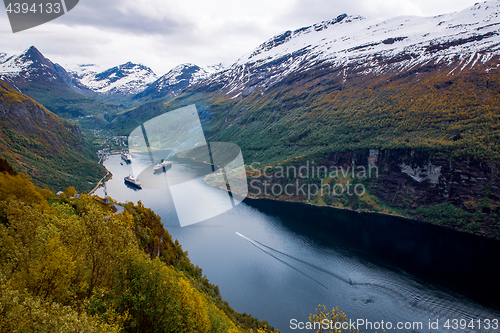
[95,155,500,333]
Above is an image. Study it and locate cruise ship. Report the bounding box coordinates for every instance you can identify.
[124,175,142,189]
[153,160,172,174]
[121,152,132,163]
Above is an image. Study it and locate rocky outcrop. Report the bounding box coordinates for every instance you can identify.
[247,148,500,238]
[365,149,499,211]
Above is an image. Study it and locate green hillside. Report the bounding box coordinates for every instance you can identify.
[0,80,106,192]
[112,60,500,163]
[16,80,122,119]
[108,59,500,238]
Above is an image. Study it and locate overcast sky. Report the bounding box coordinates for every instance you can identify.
[0,0,484,74]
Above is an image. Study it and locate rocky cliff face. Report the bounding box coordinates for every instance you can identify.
[364,149,499,210]
[248,149,500,239]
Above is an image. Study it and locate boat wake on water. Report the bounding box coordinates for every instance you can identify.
[235,232,497,322]
[236,232,329,289]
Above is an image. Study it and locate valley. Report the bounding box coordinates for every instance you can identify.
[2,2,500,331]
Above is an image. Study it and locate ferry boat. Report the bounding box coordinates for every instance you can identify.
[121,152,132,163]
[153,160,172,174]
[124,175,142,189]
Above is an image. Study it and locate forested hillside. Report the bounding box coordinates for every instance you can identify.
[0,169,276,333]
[0,80,106,192]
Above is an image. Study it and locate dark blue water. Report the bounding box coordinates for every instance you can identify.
[95,155,500,333]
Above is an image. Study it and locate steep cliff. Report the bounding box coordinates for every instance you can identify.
[246,149,500,239]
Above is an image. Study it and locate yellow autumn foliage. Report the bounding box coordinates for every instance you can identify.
[0,171,277,332]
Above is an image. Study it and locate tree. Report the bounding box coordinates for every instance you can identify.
[65,186,77,197]
[110,251,212,333]
[309,305,359,333]
[0,279,120,333]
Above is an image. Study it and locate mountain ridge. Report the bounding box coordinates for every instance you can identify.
[0,46,127,120]
[0,47,220,121]
[192,1,500,96]
[0,46,83,94]
[69,61,158,95]
[103,1,500,238]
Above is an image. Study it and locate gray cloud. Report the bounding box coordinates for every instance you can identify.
[56,0,193,35]
[275,0,478,30]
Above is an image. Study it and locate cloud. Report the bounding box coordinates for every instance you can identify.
[274,0,479,30]
[55,0,193,36]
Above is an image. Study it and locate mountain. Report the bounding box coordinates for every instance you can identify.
[179,0,500,165]
[112,1,500,238]
[0,46,123,120]
[69,61,158,95]
[197,2,500,95]
[0,79,106,191]
[133,63,212,101]
[108,64,223,130]
[0,48,158,97]
[0,46,77,89]
[0,46,221,132]
[0,46,214,125]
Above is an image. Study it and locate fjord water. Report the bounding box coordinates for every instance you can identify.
[95,155,500,333]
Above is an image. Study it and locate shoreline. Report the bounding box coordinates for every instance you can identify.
[245,194,412,220]
[89,158,112,195]
[96,154,500,242]
[243,194,500,242]
[203,175,413,221]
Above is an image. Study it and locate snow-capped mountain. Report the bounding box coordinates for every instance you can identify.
[0,48,158,97]
[5,1,500,106]
[197,1,500,96]
[0,46,78,89]
[69,62,158,95]
[0,46,214,102]
[134,63,212,100]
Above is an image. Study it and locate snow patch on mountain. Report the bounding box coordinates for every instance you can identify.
[0,49,34,77]
[201,0,500,96]
[70,62,157,95]
[65,63,103,76]
[203,63,225,74]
